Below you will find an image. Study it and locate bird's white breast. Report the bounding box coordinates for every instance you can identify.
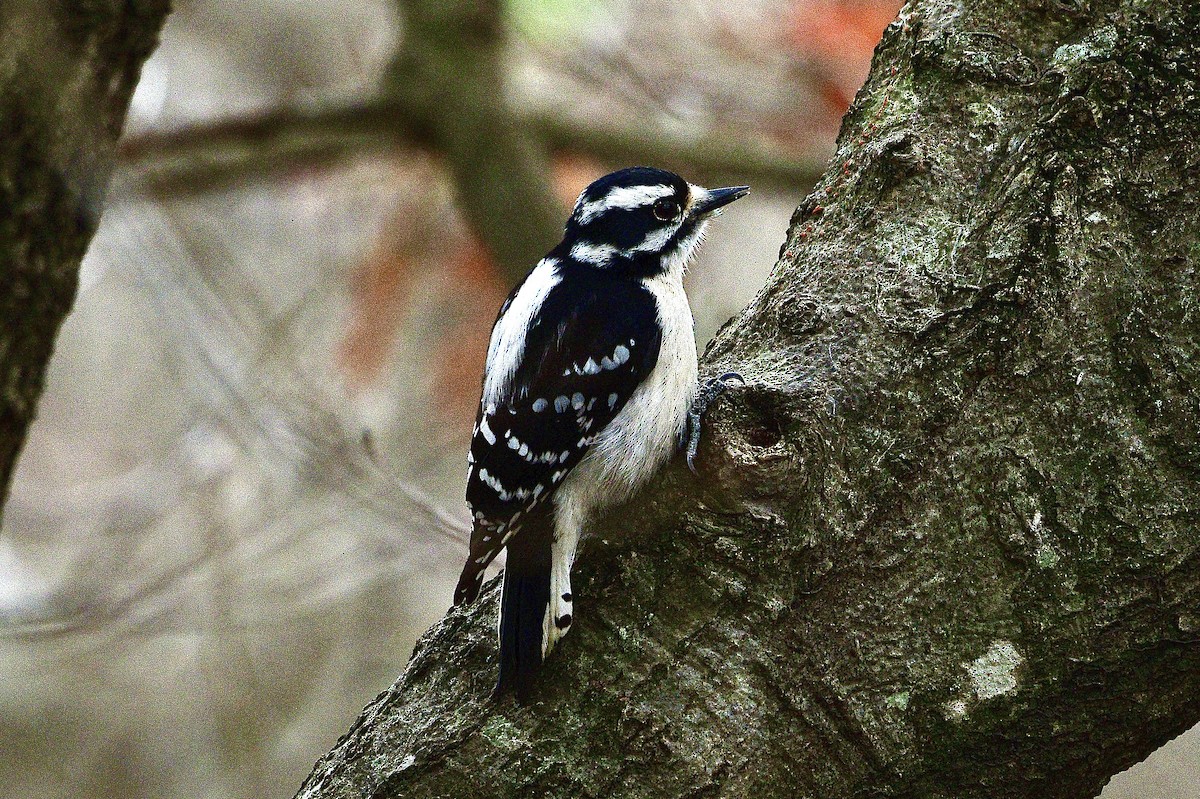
[555,270,698,523]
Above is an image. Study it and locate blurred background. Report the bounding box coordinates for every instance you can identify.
[0,1,1193,797]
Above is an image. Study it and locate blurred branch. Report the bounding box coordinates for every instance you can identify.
[116,101,823,203]
[115,0,823,265]
[115,0,826,287]
[532,112,825,190]
[385,0,562,284]
[116,102,420,195]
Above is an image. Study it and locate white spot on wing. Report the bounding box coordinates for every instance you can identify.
[532,397,548,412]
[478,468,510,501]
[479,415,496,445]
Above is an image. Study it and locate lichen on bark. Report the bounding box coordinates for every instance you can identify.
[296,1,1200,797]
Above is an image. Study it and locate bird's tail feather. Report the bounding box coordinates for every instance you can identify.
[496,517,553,702]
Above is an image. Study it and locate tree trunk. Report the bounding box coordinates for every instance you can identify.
[295,1,1200,797]
[0,0,170,521]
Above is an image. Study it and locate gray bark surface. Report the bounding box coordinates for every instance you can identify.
[0,0,171,519]
[296,1,1200,797]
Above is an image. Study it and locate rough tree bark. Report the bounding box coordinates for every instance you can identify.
[0,0,171,521]
[296,1,1200,797]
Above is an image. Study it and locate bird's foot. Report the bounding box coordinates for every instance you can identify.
[684,371,745,474]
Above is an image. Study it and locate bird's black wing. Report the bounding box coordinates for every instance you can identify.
[455,274,661,605]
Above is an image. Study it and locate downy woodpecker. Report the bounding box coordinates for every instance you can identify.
[454,167,748,700]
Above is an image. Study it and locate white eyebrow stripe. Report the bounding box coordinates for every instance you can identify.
[576,184,675,224]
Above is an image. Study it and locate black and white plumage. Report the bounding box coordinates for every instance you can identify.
[454,167,748,700]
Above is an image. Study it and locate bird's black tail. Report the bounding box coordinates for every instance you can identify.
[496,515,553,702]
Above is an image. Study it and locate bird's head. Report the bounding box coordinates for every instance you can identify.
[557,167,749,279]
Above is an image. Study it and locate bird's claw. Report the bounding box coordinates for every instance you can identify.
[684,371,745,474]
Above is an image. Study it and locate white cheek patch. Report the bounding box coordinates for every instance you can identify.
[576,184,675,225]
[632,224,678,253]
[570,241,622,265]
[661,222,708,279]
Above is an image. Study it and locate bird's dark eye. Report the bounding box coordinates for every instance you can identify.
[652,198,679,221]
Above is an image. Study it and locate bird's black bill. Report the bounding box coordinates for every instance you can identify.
[692,185,750,216]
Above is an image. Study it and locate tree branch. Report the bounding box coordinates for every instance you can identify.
[116,0,823,287]
[296,1,1200,797]
[385,0,563,284]
[115,102,824,201]
[115,100,421,196]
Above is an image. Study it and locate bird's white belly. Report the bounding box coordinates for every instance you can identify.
[555,275,698,528]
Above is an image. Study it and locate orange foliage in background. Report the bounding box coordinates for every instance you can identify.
[427,239,509,421]
[790,0,905,111]
[338,229,417,390]
[338,155,608,422]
